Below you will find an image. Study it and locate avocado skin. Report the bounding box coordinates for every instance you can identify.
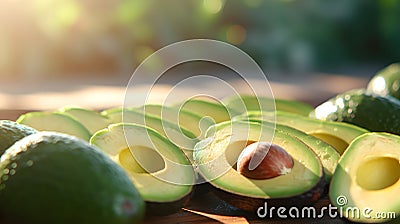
[367,63,400,99]
[212,172,326,213]
[311,89,400,135]
[0,120,37,156]
[0,132,145,224]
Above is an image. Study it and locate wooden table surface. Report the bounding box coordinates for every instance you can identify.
[0,74,368,223]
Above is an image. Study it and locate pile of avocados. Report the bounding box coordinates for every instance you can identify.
[1,63,400,223]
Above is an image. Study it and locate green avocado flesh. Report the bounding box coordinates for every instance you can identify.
[330,132,400,223]
[16,112,91,141]
[224,94,313,116]
[59,107,111,134]
[311,89,400,135]
[0,120,37,156]
[274,123,339,181]
[175,99,232,124]
[367,63,400,99]
[0,132,145,224]
[194,121,323,200]
[90,123,195,208]
[101,108,198,160]
[137,104,214,138]
[235,110,368,154]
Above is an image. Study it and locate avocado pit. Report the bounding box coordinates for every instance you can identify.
[237,142,294,180]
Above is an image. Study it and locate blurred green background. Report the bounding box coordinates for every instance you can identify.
[1,0,400,81]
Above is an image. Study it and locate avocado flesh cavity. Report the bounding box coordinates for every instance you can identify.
[137,104,213,139]
[101,108,198,160]
[90,123,195,215]
[59,107,111,134]
[0,120,37,156]
[0,132,145,224]
[16,112,91,141]
[194,121,324,211]
[330,132,400,223]
[235,110,368,154]
[224,94,313,116]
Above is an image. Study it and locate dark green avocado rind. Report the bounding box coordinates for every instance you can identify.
[0,132,145,224]
[0,120,37,156]
[367,63,400,99]
[310,89,400,135]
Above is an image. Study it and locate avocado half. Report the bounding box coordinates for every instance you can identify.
[224,94,313,116]
[235,110,368,155]
[194,121,325,212]
[137,104,214,139]
[101,108,198,161]
[330,132,400,223]
[90,123,196,216]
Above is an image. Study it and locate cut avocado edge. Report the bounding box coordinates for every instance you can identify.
[100,108,198,160]
[234,110,369,155]
[194,121,325,212]
[174,98,234,123]
[330,132,400,223]
[58,106,111,134]
[137,104,214,139]
[16,112,91,141]
[90,123,195,215]
[224,94,312,116]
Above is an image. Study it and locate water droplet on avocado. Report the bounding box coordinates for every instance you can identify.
[9,170,16,175]
[2,175,9,181]
[26,160,34,167]
[10,163,17,169]
[3,169,10,175]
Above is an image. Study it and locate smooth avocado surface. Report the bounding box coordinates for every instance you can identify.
[0,132,145,224]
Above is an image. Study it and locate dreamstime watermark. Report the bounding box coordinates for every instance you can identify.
[257,195,396,220]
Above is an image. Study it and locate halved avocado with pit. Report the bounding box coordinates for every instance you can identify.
[194,121,325,212]
[330,132,400,223]
[234,110,368,154]
[90,123,195,216]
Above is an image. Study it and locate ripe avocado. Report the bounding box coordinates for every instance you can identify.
[0,120,37,156]
[175,98,233,124]
[90,123,195,216]
[137,104,214,138]
[194,121,325,212]
[224,94,313,116]
[59,106,111,134]
[16,112,91,141]
[310,89,400,135]
[330,132,400,223]
[0,132,145,224]
[101,108,198,160]
[367,63,400,99]
[235,110,368,154]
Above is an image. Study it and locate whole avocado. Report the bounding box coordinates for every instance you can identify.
[367,63,400,99]
[310,89,400,135]
[0,132,145,224]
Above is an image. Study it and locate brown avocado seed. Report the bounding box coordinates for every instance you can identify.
[237,142,294,179]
